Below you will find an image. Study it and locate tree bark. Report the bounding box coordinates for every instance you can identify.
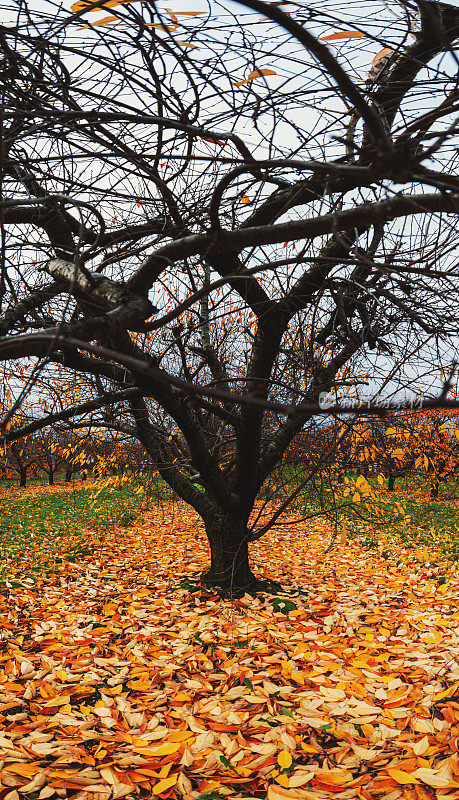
[65,466,72,482]
[388,473,395,491]
[19,469,27,487]
[48,470,54,486]
[201,512,257,592]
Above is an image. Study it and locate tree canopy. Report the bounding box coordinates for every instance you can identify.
[1,0,459,589]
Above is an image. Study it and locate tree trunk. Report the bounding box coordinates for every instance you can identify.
[65,466,72,482]
[19,469,27,487]
[431,480,439,499]
[48,470,54,486]
[202,513,257,592]
[388,473,395,491]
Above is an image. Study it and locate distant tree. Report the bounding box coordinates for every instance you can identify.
[1,0,459,589]
[4,430,41,487]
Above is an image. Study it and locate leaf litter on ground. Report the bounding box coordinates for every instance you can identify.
[1,494,459,799]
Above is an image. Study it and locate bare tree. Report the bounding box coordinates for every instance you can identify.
[1,0,459,590]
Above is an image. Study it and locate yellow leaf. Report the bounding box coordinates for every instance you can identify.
[158,763,172,779]
[233,68,277,87]
[134,587,152,597]
[391,449,405,459]
[167,730,194,742]
[387,768,419,785]
[275,773,290,787]
[372,47,393,66]
[352,492,360,502]
[241,195,251,204]
[278,751,292,769]
[151,774,178,793]
[320,30,366,41]
[432,686,457,702]
[134,742,181,757]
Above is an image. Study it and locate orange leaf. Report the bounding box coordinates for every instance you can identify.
[143,22,178,31]
[314,771,352,786]
[5,764,40,778]
[372,47,393,66]
[233,68,277,87]
[78,14,119,29]
[165,8,204,16]
[72,0,143,11]
[175,40,199,49]
[320,31,366,41]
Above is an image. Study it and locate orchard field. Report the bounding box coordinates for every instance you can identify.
[1,478,459,800]
[2,0,459,798]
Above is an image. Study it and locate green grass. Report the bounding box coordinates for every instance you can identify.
[379,493,459,561]
[332,476,459,563]
[256,465,459,563]
[0,480,146,590]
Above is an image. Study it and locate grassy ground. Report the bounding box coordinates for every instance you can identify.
[0,478,148,590]
[255,466,459,568]
[328,474,459,572]
[2,470,459,593]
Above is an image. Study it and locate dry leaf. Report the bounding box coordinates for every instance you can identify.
[387,768,419,785]
[320,30,366,41]
[372,47,393,66]
[150,774,178,793]
[233,68,277,87]
[278,751,292,769]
